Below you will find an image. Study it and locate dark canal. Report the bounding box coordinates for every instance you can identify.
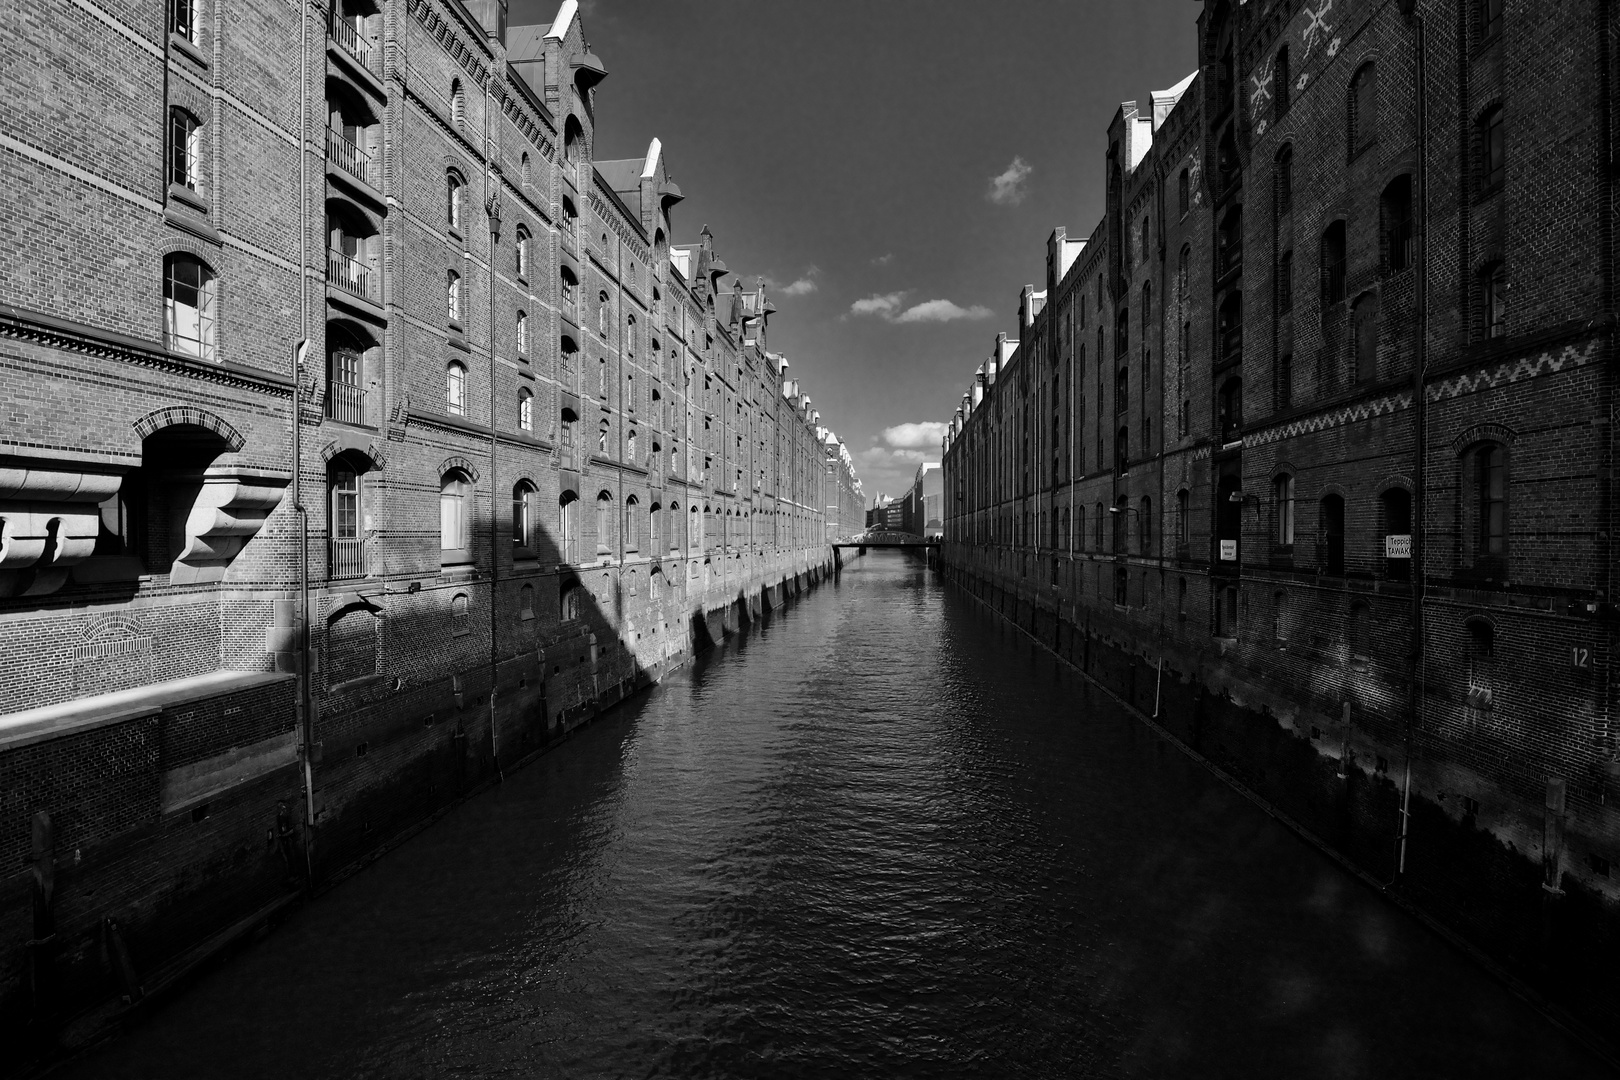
[62,551,1614,1078]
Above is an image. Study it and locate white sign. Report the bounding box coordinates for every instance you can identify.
[1385,534,1412,559]
[1220,540,1238,561]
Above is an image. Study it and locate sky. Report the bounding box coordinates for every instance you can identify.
[509,0,1201,503]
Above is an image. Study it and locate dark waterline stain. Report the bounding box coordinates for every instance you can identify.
[61,551,1615,1079]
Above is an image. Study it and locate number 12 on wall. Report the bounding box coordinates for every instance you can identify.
[1573,646,1594,670]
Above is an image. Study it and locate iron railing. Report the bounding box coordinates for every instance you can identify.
[326,127,372,186]
[327,378,365,425]
[329,17,377,73]
[327,248,373,300]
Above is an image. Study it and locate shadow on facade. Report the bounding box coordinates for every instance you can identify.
[0,495,840,1071]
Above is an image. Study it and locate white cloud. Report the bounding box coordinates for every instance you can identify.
[848,293,992,325]
[987,156,1033,205]
[765,264,819,296]
[882,421,949,449]
[871,252,894,266]
[857,446,927,467]
[893,299,993,324]
[849,291,907,317]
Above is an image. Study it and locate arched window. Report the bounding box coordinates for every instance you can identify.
[1115,308,1129,357]
[560,406,576,446]
[328,460,364,579]
[1380,487,1412,580]
[561,582,582,621]
[1140,496,1153,554]
[515,310,528,356]
[1466,442,1508,571]
[1382,175,1414,273]
[598,356,608,397]
[163,253,217,361]
[1273,474,1295,546]
[1349,62,1377,156]
[445,361,466,414]
[1276,250,1294,314]
[1321,221,1347,306]
[1483,262,1507,338]
[450,593,470,636]
[520,151,530,186]
[624,494,640,552]
[626,314,637,359]
[450,78,465,128]
[1178,245,1191,304]
[1320,493,1346,576]
[597,291,609,337]
[517,387,533,432]
[627,428,637,463]
[1277,353,1294,408]
[169,107,202,191]
[447,269,461,322]
[1272,589,1289,642]
[597,418,609,454]
[1352,293,1380,381]
[1479,105,1505,192]
[447,172,463,230]
[1479,0,1503,40]
[559,490,579,562]
[595,490,613,553]
[1274,46,1291,119]
[1178,168,1190,217]
[519,583,535,619]
[1140,283,1152,339]
[1140,214,1151,264]
[1115,426,1130,474]
[512,480,536,551]
[1274,145,1293,216]
[1177,488,1190,546]
[649,502,661,551]
[440,470,471,558]
[515,225,530,278]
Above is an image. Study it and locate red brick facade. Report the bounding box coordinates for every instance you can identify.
[0,0,862,1051]
[943,0,1620,1043]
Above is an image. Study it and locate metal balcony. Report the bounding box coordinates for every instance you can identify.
[327,378,366,425]
[329,18,377,74]
[326,127,372,187]
[327,248,373,300]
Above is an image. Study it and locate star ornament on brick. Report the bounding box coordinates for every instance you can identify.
[1297,72,1311,91]
[1326,36,1342,58]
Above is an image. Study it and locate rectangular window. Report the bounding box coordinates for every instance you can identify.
[173,0,196,42]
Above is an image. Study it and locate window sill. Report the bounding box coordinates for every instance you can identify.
[440,550,474,568]
[448,226,464,243]
[168,182,209,215]
[169,31,208,67]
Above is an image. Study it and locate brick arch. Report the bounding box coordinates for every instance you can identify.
[1271,459,1299,481]
[134,406,245,450]
[438,455,479,483]
[1315,481,1348,500]
[1377,473,1415,494]
[1451,423,1516,454]
[158,236,219,266]
[327,595,381,621]
[320,436,385,472]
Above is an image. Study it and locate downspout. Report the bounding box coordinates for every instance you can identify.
[295,0,316,886]
[484,54,503,781]
[1398,6,1427,880]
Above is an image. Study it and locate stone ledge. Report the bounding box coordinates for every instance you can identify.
[0,670,294,753]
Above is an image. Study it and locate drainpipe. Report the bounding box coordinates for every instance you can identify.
[1398,5,1427,879]
[295,0,316,886]
[484,56,503,781]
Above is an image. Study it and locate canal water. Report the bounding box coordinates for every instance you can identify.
[63,551,1613,1079]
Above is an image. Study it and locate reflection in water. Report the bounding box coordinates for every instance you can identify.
[64,552,1613,1079]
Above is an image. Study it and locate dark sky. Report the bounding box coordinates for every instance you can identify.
[510,0,1200,501]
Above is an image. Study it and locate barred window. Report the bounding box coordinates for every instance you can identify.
[1349,63,1377,156]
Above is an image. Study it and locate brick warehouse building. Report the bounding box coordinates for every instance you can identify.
[943,0,1620,1040]
[0,0,862,1046]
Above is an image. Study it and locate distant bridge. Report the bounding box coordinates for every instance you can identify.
[832,530,934,550]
